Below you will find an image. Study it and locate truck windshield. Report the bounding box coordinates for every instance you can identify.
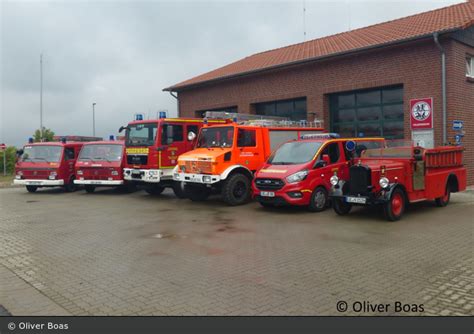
[79,144,123,162]
[361,140,413,159]
[126,123,157,147]
[20,145,62,163]
[268,141,322,165]
[197,127,234,148]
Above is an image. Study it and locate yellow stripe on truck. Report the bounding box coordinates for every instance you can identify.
[126,147,149,154]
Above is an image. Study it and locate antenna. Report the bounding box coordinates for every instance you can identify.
[40,53,43,142]
[303,0,307,41]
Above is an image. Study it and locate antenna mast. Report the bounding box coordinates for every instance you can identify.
[40,53,43,142]
[303,0,307,41]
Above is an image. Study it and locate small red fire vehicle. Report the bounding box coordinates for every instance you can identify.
[74,139,132,193]
[14,137,100,192]
[329,140,467,221]
[253,135,384,211]
[119,115,224,197]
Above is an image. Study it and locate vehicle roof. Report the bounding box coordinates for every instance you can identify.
[128,118,221,125]
[203,123,324,131]
[298,137,384,143]
[82,140,124,145]
[24,142,85,147]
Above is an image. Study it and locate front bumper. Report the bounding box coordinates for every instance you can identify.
[74,179,123,186]
[123,168,173,183]
[173,172,221,184]
[253,185,312,206]
[14,179,64,186]
[330,183,387,206]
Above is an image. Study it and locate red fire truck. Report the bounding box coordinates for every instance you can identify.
[14,136,100,192]
[74,139,132,193]
[119,116,224,197]
[253,135,384,211]
[329,140,467,221]
[174,112,324,206]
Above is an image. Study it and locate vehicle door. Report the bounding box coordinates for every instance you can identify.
[312,141,344,189]
[236,128,261,172]
[159,122,186,168]
[64,147,76,180]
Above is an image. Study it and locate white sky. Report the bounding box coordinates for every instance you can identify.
[0,0,465,146]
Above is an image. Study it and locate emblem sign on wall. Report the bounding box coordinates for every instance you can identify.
[410,98,433,129]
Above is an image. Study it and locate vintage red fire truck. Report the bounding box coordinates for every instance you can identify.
[329,140,467,221]
[253,135,384,211]
[14,136,101,192]
[119,115,224,197]
[173,112,324,206]
[74,139,132,193]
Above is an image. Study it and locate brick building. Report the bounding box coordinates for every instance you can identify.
[165,1,474,184]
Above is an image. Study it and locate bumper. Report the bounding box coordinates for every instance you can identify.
[173,172,221,185]
[123,168,173,183]
[14,179,64,186]
[253,186,312,206]
[329,182,388,205]
[74,179,123,186]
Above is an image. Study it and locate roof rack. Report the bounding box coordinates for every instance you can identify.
[203,111,323,128]
[301,133,340,140]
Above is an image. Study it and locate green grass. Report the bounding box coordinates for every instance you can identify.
[0,174,15,186]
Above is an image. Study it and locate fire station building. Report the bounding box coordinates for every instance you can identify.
[164,1,474,184]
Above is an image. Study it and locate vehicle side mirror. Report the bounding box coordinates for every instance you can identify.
[188,131,196,141]
[118,126,128,133]
[16,149,24,156]
[322,154,330,166]
[314,154,330,168]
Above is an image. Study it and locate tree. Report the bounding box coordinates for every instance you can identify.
[33,127,55,142]
[0,146,17,174]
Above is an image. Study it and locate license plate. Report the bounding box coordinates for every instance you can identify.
[90,181,103,185]
[28,181,41,185]
[260,191,275,197]
[346,196,367,204]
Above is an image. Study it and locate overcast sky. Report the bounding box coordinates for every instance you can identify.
[0,0,464,146]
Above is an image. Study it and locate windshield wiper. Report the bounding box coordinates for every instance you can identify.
[79,157,91,160]
[33,157,50,163]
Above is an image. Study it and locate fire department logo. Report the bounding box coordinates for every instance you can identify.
[411,101,431,121]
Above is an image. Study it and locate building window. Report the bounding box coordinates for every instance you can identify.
[195,106,237,118]
[467,56,474,78]
[254,98,307,121]
[329,86,404,139]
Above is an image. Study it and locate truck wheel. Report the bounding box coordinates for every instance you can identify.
[64,177,77,192]
[383,187,406,221]
[85,185,95,193]
[308,186,328,212]
[333,198,352,215]
[185,184,210,201]
[435,184,451,207]
[172,182,187,199]
[26,186,38,193]
[145,185,164,195]
[222,173,251,206]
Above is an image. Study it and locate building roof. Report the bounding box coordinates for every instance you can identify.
[165,1,474,91]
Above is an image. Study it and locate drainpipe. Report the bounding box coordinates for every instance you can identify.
[433,32,447,144]
[169,91,179,117]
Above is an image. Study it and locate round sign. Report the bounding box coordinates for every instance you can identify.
[411,101,431,121]
[345,140,356,152]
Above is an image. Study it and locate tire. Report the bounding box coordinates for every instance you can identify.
[64,177,77,192]
[26,186,37,193]
[383,187,406,221]
[333,198,352,215]
[172,182,187,199]
[84,185,95,193]
[435,184,451,207]
[185,183,211,201]
[222,173,251,206]
[308,186,328,212]
[145,185,165,195]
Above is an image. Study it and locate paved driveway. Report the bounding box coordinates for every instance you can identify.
[0,187,472,315]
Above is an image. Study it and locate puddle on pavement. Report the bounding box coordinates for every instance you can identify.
[26,200,39,203]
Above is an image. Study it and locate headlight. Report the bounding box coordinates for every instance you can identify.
[202,175,212,183]
[180,165,186,172]
[49,171,57,180]
[379,177,389,189]
[149,170,158,176]
[111,170,119,176]
[330,175,339,186]
[17,171,23,176]
[77,170,83,175]
[286,170,308,183]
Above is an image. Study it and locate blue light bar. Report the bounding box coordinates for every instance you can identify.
[300,133,340,140]
[109,135,115,141]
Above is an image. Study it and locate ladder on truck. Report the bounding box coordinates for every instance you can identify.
[203,111,324,128]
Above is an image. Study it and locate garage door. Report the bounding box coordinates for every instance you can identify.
[329,86,404,139]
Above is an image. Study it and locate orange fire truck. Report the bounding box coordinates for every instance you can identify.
[173,112,324,205]
[119,114,224,197]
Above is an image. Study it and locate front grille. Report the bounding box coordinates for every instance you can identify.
[255,178,285,191]
[21,169,53,179]
[127,155,147,165]
[82,168,109,180]
[349,165,371,194]
[185,160,212,174]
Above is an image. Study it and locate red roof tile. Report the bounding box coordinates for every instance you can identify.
[165,1,474,91]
